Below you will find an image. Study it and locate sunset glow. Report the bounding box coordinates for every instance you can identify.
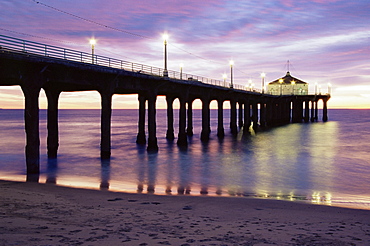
[0,0,369,109]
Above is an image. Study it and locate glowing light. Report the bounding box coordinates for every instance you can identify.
[162,33,169,43]
[222,74,228,90]
[260,72,266,78]
[89,38,96,46]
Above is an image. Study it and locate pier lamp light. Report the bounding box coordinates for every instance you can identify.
[248,79,253,91]
[162,33,169,77]
[291,80,296,95]
[222,73,227,87]
[279,78,284,95]
[328,83,332,95]
[260,72,266,94]
[229,60,234,88]
[179,63,183,80]
[89,38,96,64]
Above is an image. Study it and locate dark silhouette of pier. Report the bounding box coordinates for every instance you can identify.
[0,35,330,175]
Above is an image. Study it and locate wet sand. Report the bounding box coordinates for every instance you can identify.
[1,180,370,245]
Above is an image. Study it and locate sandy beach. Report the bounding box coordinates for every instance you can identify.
[0,180,369,245]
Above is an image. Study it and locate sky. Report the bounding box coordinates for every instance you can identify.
[0,0,369,109]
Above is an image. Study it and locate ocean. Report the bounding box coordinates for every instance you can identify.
[0,108,369,210]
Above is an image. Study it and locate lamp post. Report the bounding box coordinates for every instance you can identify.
[315,82,318,95]
[163,33,169,77]
[229,60,234,88]
[279,78,283,95]
[248,79,252,91]
[261,72,266,94]
[223,73,227,87]
[328,83,332,94]
[89,38,96,64]
[180,63,183,80]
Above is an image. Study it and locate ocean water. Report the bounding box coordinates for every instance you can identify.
[0,108,370,210]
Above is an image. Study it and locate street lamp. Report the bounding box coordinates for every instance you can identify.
[315,82,318,95]
[229,60,234,88]
[89,38,96,64]
[163,33,169,77]
[248,79,252,91]
[261,72,266,93]
[222,73,227,87]
[180,63,183,80]
[279,78,284,95]
[291,80,296,95]
[328,83,332,94]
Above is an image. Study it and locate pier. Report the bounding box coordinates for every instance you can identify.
[0,35,330,174]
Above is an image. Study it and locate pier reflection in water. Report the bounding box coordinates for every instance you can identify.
[1,109,370,209]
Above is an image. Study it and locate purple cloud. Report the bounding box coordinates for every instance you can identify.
[1,0,370,108]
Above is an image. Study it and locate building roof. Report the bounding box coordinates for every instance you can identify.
[268,71,308,85]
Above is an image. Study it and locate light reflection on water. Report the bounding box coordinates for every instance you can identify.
[1,109,370,210]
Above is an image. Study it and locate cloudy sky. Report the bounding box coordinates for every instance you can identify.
[1,0,369,109]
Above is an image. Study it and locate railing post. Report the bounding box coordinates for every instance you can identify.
[45,45,47,56]
[23,41,26,52]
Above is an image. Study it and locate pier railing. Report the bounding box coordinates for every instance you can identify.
[0,34,257,92]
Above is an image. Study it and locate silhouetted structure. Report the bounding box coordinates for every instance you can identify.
[0,35,330,174]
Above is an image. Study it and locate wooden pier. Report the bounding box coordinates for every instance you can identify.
[0,35,330,174]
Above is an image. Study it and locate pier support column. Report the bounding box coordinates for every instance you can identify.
[45,88,61,158]
[177,97,188,146]
[136,94,146,144]
[310,101,315,122]
[186,100,193,136]
[238,102,243,129]
[314,100,318,121]
[21,85,41,174]
[217,99,225,138]
[304,100,310,123]
[292,100,303,123]
[200,98,211,141]
[252,102,258,129]
[243,101,251,133]
[230,99,238,135]
[323,99,328,122]
[285,101,290,124]
[260,103,266,127]
[100,91,113,159]
[165,96,175,140]
[266,101,278,126]
[147,92,158,152]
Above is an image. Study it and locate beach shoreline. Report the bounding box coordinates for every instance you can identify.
[1,179,370,245]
